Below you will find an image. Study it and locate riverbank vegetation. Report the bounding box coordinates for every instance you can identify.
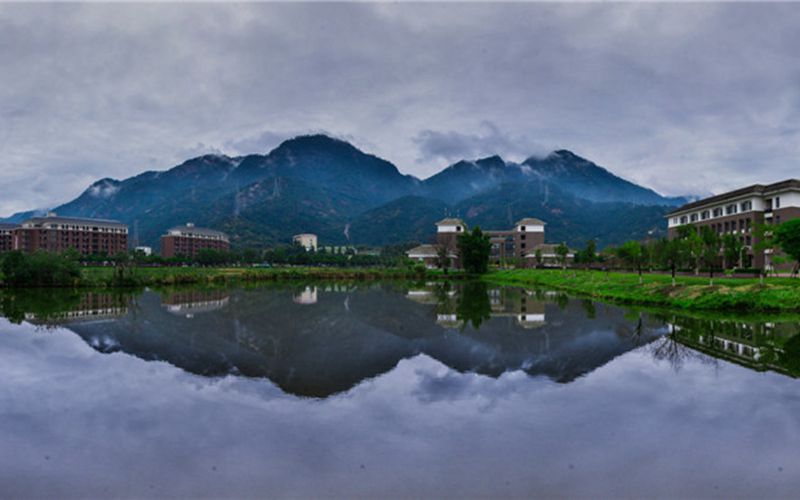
[485,268,800,312]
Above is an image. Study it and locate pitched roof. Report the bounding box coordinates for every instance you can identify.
[667,179,800,215]
[515,217,546,226]
[0,223,19,231]
[406,244,456,258]
[435,218,466,226]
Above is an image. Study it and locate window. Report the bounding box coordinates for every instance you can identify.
[713,207,723,217]
[520,243,526,249]
[690,213,699,222]
[724,221,730,232]
[740,201,752,212]
[456,226,462,232]
[520,234,526,240]
[726,204,738,215]
[701,210,710,220]
[776,197,781,208]
[680,216,688,224]
[520,226,526,231]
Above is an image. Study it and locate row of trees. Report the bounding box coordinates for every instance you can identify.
[587,219,800,284]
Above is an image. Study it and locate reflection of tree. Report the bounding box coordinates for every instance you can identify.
[781,334,800,375]
[581,300,596,319]
[650,331,719,372]
[456,281,492,330]
[554,293,569,310]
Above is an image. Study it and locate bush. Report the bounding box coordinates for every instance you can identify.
[1,251,81,287]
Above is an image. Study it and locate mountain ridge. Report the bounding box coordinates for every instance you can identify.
[1,134,687,249]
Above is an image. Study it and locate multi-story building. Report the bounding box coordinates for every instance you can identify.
[0,223,19,252]
[406,217,554,269]
[666,179,800,269]
[12,213,128,256]
[293,233,318,251]
[160,223,229,258]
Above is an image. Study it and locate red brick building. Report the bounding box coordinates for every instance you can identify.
[0,223,18,253]
[160,223,230,258]
[12,213,128,256]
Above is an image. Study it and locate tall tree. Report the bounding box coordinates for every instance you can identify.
[700,226,720,285]
[722,233,744,270]
[555,242,570,270]
[774,219,800,276]
[617,240,645,284]
[457,227,491,274]
[435,245,451,274]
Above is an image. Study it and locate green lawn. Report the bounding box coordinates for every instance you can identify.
[484,268,800,312]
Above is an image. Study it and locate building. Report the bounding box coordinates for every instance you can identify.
[486,218,546,262]
[293,233,318,251]
[12,213,128,256]
[0,223,18,253]
[408,217,553,269]
[524,243,576,267]
[160,223,229,258]
[666,179,800,269]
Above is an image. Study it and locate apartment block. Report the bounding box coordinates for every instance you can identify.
[0,223,18,253]
[667,179,800,269]
[12,213,128,256]
[160,223,230,258]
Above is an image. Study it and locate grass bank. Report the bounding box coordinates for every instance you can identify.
[76,266,461,288]
[484,269,800,312]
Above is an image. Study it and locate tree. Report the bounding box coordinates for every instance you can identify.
[435,245,451,274]
[534,248,543,268]
[753,222,776,283]
[722,233,744,270]
[555,242,569,270]
[457,227,491,274]
[677,225,703,275]
[659,238,685,286]
[579,239,596,270]
[700,226,720,285]
[617,240,645,284]
[774,219,800,276]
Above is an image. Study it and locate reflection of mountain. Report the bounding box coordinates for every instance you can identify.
[665,314,800,378]
[46,284,666,398]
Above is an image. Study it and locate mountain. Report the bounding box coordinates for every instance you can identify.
[1,134,685,249]
[421,150,686,206]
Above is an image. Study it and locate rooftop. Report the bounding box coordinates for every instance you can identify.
[515,217,546,226]
[668,179,800,215]
[435,218,466,226]
[23,213,127,228]
[166,224,228,238]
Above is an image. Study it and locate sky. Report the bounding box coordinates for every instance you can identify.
[2,2,800,215]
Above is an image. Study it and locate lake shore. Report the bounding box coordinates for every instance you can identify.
[483,269,800,312]
[75,266,461,287]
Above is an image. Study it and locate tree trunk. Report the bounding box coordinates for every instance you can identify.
[671,264,676,287]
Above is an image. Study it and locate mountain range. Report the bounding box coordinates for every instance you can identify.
[2,134,687,249]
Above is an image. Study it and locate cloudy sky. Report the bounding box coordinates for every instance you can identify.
[2,2,800,215]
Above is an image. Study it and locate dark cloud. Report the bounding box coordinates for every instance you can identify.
[1,3,800,213]
[413,121,549,167]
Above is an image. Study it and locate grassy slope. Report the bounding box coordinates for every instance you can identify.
[484,269,800,312]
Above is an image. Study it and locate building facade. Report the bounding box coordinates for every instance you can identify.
[293,233,318,251]
[0,223,18,253]
[407,217,555,269]
[666,179,800,269]
[11,213,128,256]
[160,223,230,258]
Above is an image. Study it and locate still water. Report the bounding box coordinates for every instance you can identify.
[1,282,799,497]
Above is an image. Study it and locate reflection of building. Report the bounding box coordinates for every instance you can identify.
[24,292,129,324]
[12,213,128,256]
[293,286,318,305]
[293,233,318,251]
[161,290,230,316]
[668,316,800,377]
[406,285,547,329]
[160,223,229,258]
[407,217,569,268]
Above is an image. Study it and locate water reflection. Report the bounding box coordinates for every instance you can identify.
[3,283,800,397]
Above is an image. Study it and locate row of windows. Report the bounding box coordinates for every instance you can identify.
[675,197,784,225]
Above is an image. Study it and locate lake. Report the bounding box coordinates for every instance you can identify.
[1,282,799,498]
